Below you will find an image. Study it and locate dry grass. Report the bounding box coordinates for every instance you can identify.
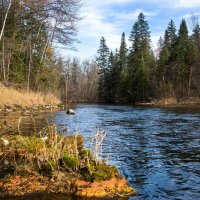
[154,97,178,105]
[0,87,60,108]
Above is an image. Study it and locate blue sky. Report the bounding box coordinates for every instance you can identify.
[63,0,200,60]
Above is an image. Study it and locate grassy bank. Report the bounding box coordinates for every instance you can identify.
[0,124,136,198]
[153,97,200,106]
[0,86,60,109]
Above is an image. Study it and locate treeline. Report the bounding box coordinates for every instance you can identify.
[96,13,200,103]
[1,2,200,104]
[0,0,80,93]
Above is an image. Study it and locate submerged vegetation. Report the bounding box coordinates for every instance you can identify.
[0,124,136,198]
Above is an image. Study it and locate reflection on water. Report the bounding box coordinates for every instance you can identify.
[1,105,200,199]
[0,111,57,135]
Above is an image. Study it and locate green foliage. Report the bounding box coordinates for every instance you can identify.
[119,32,127,70]
[129,12,151,60]
[128,12,153,101]
[164,20,177,52]
[17,135,44,154]
[95,13,200,102]
[62,154,79,172]
[92,163,119,181]
[40,161,58,175]
[0,0,80,95]
[96,37,110,102]
[79,148,92,159]
[81,162,119,182]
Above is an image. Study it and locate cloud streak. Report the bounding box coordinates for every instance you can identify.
[74,0,159,59]
[67,0,200,59]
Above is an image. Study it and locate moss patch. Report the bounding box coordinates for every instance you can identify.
[62,154,79,172]
[81,162,120,182]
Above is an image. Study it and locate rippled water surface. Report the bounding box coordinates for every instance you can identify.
[52,104,200,199]
[2,104,200,199]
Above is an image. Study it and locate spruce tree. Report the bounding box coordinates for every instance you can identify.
[164,20,177,52]
[119,32,127,70]
[96,36,110,102]
[128,12,152,102]
[129,12,151,62]
[175,19,192,98]
[135,57,148,101]
[157,20,177,98]
[163,20,177,84]
[118,32,128,101]
[192,23,200,96]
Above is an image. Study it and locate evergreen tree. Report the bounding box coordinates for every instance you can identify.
[135,57,148,101]
[110,49,120,102]
[129,12,151,62]
[162,20,177,84]
[175,19,191,97]
[96,36,110,102]
[157,20,177,98]
[128,12,152,101]
[118,32,128,101]
[157,47,170,83]
[164,20,177,52]
[119,32,127,70]
[192,22,200,96]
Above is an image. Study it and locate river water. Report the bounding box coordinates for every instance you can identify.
[54,104,200,200]
[2,104,200,199]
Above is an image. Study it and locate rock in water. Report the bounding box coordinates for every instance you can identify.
[66,109,76,115]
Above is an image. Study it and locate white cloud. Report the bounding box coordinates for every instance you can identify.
[87,0,200,9]
[174,0,200,8]
[73,0,159,59]
[78,6,121,48]
[86,0,133,7]
[69,0,197,59]
[115,9,158,22]
[151,34,161,50]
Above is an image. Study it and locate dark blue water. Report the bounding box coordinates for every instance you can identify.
[52,104,200,200]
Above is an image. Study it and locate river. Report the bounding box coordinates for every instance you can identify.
[2,104,200,199]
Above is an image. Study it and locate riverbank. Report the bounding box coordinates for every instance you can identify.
[135,97,200,107]
[0,86,61,110]
[0,124,136,198]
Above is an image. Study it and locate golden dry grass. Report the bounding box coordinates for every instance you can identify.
[0,87,60,108]
[154,97,177,105]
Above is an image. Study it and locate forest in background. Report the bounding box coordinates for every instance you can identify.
[0,1,200,104]
[97,13,200,103]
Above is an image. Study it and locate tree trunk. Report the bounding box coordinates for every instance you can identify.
[27,43,32,91]
[6,50,12,83]
[0,0,12,42]
[188,65,193,97]
[2,36,6,81]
